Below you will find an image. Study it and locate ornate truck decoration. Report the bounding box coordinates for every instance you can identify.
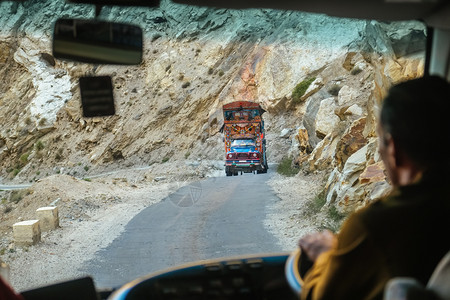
[222,101,268,176]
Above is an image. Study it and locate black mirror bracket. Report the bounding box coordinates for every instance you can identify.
[95,5,103,18]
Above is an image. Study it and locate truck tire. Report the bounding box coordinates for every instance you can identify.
[262,153,268,173]
[225,167,232,176]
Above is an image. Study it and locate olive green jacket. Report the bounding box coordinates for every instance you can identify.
[300,175,450,300]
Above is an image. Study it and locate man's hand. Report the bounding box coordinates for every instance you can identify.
[298,230,337,262]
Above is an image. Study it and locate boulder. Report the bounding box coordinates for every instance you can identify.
[280,128,291,138]
[325,144,369,211]
[315,97,340,139]
[308,133,339,171]
[384,54,425,84]
[13,220,41,246]
[359,161,386,184]
[36,206,59,232]
[300,77,324,102]
[296,127,312,154]
[384,21,426,57]
[335,117,368,171]
[338,85,358,106]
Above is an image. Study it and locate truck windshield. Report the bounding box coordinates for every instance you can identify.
[231,139,255,148]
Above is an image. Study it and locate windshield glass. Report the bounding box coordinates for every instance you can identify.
[231,139,256,148]
[0,0,425,293]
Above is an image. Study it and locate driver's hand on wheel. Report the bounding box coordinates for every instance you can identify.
[298,230,337,262]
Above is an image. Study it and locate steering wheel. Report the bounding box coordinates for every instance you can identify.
[284,248,304,295]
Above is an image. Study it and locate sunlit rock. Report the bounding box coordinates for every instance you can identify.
[315,97,340,139]
[308,133,339,171]
[300,77,324,102]
[326,144,369,212]
[338,85,358,106]
[335,117,368,171]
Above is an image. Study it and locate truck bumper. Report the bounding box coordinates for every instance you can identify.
[225,161,263,173]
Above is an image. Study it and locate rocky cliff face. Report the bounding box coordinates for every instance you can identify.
[0,0,425,212]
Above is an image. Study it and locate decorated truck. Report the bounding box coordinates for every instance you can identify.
[222,101,268,176]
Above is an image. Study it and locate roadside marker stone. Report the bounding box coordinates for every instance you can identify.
[36,206,59,232]
[13,220,41,246]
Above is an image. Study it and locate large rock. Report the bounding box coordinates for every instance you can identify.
[335,117,368,171]
[326,144,369,212]
[382,21,426,57]
[300,77,324,102]
[308,133,339,171]
[338,85,359,106]
[36,206,59,232]
[384,53,425,84]
[315,97,340,139]
[13,220,41,246]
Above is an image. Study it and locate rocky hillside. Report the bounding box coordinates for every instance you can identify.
[0,0,425,213]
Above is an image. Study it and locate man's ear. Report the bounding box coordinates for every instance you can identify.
[388,136,409,168]
[385,134,400,168]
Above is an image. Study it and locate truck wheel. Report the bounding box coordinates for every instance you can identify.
[225,167,232,176]
[233,172,238,176]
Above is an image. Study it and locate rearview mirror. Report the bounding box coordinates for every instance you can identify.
[53,19,143,65]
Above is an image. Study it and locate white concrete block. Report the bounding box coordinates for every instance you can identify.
[13,220,41,246]
[36,206,59,231]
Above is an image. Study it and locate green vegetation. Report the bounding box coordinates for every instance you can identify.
[306,190,327,214]
[276,157,299,177]
[327,205,346,223]
[208,68,214,75]
[181,81,191,88]
[35,140,45,151]
[38,118,47,126]
[292,77,316,103]
[20,153,29,165]
[162,156,170,163]
[9,189,31,204]
[218,70,224,77]
[12,169,21,177]
[185,152,191,159]
[83,178,91,182]
[4,206,12,214]
[84,166,89,171]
